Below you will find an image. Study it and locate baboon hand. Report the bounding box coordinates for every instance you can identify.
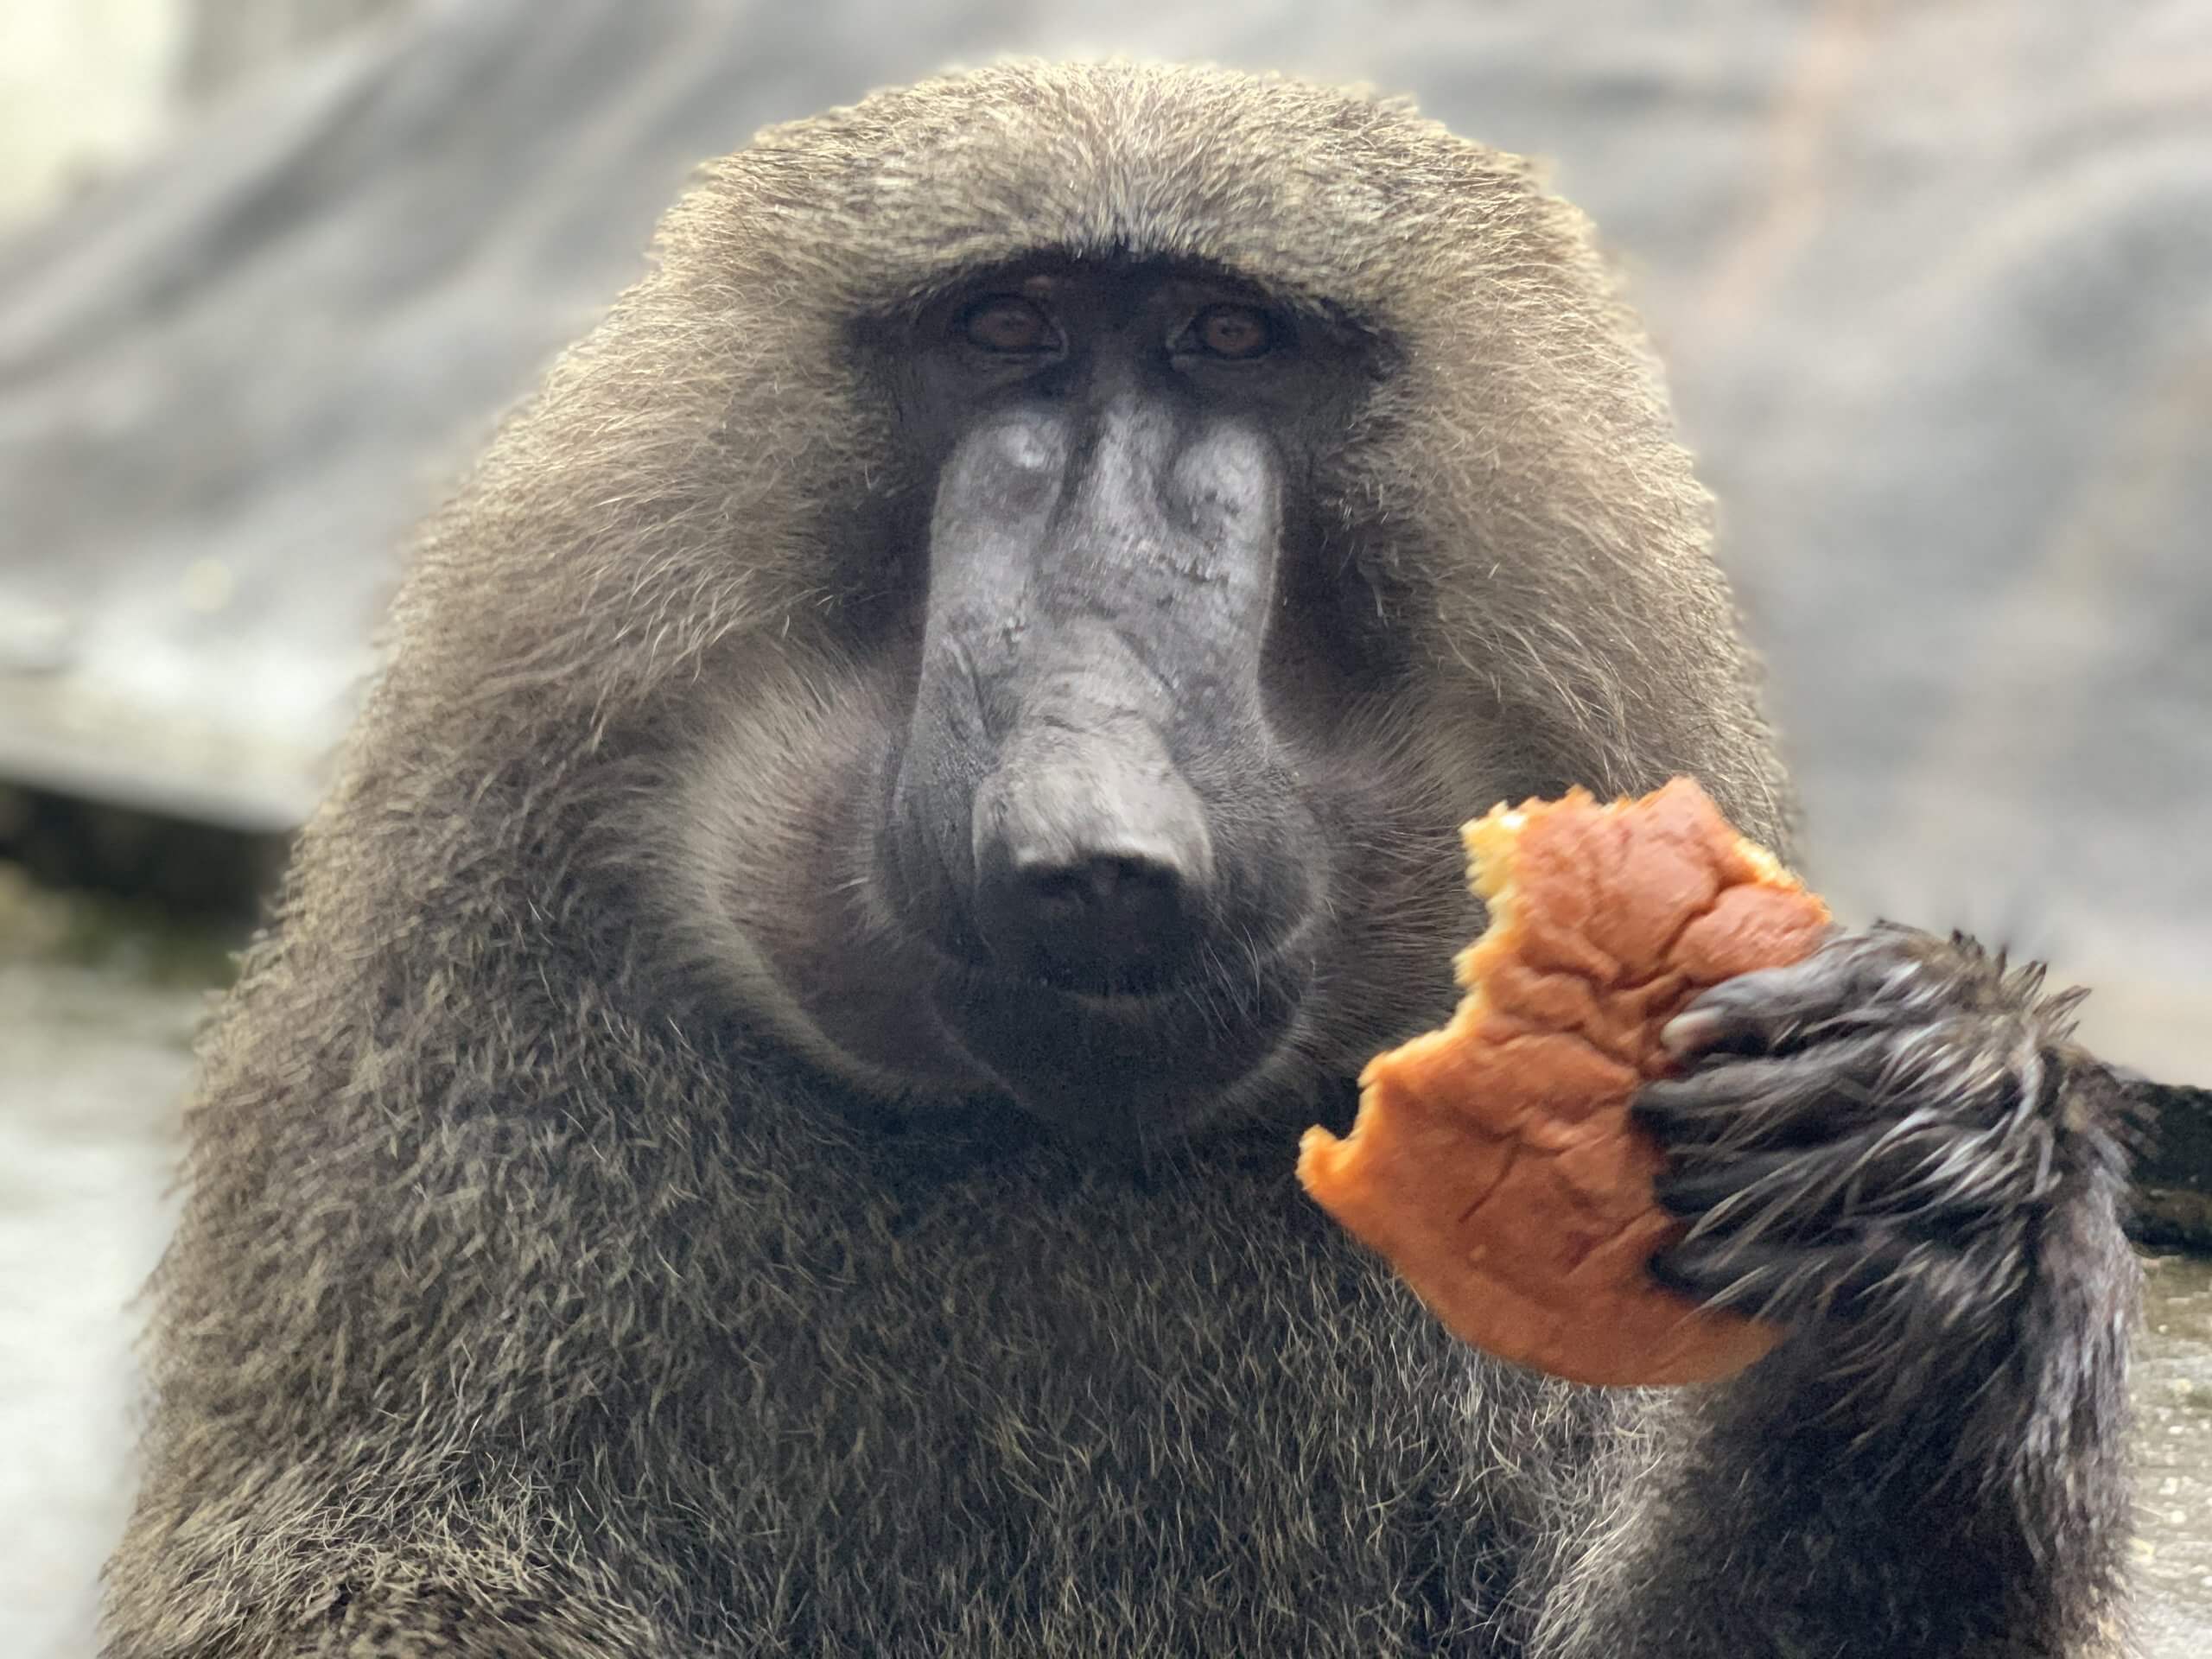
[1633,925,2096,1379]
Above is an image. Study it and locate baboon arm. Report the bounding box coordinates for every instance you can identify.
[1508,944,2140,1656]
[1514,1235,2135,1657]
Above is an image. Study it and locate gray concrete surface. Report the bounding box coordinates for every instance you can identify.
[0,887,208,1659]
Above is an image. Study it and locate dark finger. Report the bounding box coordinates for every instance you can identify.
[1635,1034,1898,1151]
[1653,1143,1861,1228]
[1659,925,1955,1061]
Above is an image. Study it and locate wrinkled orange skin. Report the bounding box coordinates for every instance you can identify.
[1298,778,1831,1388]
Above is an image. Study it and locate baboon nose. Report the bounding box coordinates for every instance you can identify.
[968,759,1213,991]
[973,841,1200,991]
[973,844,1197,990]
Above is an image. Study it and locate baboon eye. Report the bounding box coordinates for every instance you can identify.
[1184,304,1275,361]
[961,296,1057,354]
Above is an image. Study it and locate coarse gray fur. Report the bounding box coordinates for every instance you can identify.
[104,62,2136,1656]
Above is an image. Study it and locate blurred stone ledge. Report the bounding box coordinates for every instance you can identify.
[2139,1082,2212,1253]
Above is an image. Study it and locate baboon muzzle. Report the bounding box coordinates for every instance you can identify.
[889,395,1283,995]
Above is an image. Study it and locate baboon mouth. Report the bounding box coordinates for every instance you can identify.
[924,928,1318,1128]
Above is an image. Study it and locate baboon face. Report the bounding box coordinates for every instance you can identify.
[673,257,1474,1136]
[618,66,1739,1140]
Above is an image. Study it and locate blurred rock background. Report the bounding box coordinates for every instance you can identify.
[1,2,2207,1655]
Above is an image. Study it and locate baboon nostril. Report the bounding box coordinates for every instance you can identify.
[1027,853,1173,912]
[975,841,1201,990]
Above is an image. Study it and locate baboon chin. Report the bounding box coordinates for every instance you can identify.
[106,60,2138,1659]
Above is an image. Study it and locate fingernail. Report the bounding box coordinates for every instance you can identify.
[1660,1011,1719,1057]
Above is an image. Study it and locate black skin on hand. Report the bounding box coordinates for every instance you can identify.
[1636,923,2139,1448]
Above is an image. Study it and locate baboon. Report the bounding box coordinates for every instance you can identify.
[105,62,2140,1656]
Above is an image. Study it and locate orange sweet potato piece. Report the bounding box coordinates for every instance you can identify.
[1297,777,1831,1387]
